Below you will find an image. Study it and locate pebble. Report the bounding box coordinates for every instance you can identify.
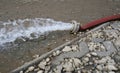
[77,71,81,73]
[105,65,118,71]
[83,57,89,63]
[100,45,106,51]
[63,62,74,72]
[54,65,62,73]
[52,50,61,56]
[34,68,39,71]
[46,57,50,62]
[53,51,57,56]
[86,53,91,57]
[88,42,95,51]
[98,58,107,64]
[109,71,115,73]
[37,70,44,73]
[38,61,47,69]
[89,62,93,65]
[56,50,61,55]
[92,31,103,38]
[33,54,39,58]
[107,59,116,65]
[81,69,88,73]
[71,45,78,51]
[27,66,35,72]
[62,46,72,52]
[69,58,73,63]
[96,65,103,70]
[72,58,82,67]
[91,52,97,56]
[19,71,23,73]
[45,66,51,72]
[88,42,106,51]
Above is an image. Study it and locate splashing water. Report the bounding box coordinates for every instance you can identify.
[0,18,74,45]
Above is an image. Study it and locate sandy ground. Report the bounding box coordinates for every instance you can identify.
[0,0,120,73]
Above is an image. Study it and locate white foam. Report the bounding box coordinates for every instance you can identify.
[0,18,73,45]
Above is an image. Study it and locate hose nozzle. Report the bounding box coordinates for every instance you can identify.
[70,20,80,33]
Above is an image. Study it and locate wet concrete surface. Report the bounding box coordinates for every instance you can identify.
[0,30,76,73]
[0,0,120,73]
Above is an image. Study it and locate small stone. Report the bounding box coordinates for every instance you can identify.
[53,52,57,56]
[88,47,94,51]
[83,57,89,63]
[105,65,118,71]
[109,71,115,73]
[98,58,107,64]
[81,69,87,73]
[62,46,72,52]
[54,65,62,73]
[46,57,50,62]
[34,68,39,71]
[69,58,73,63]
[71,45,78,51]
[19,71,23,73]
[54,68,60,73]
[96,65,103,70]
[72,58,82,67]
[53,50,61,56]
[107,59,116,65]
[63,62,74,72]
[33,54,39,58]
[56,50,60,55]
[37,70,44,73]
[47,66,51,70]
[77,71,81,73]
[86,53,91,57]
[89,62,93,65]
[27,66,35,72]
[94,59,99,64]
[38,61,47,69]
[91,52,97,56]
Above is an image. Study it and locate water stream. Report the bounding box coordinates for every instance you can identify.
[0,18,73,45]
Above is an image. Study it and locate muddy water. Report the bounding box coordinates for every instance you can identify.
[0,19,76,73]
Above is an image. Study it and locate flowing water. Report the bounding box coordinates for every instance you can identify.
[0,18,74,45]
[0,18,75,73]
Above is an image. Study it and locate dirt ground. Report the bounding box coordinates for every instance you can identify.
[0,0,120,73]
[0,0,120,23]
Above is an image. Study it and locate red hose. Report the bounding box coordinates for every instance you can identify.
[80,14,120,31]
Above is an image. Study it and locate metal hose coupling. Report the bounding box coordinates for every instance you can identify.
[70,20,80,33]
